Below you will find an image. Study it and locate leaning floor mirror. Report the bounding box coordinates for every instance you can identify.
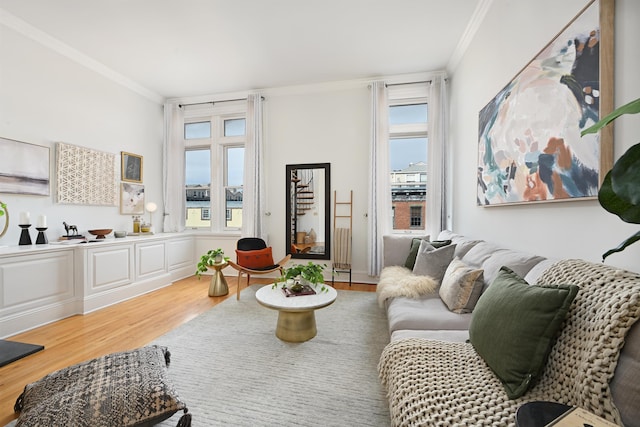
[286,163,331,260]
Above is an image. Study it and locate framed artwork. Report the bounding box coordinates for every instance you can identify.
[120,182,145,214]
[0,137,50,196]
[56,142,117,205]
[477,0,614,206]
[121,151,143,183]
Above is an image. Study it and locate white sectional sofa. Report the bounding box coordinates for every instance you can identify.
[377,231,640,426]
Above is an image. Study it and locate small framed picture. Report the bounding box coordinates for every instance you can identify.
[120,182,145,215]
[121,151,143,183]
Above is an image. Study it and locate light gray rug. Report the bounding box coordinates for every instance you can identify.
[154,285,391,426]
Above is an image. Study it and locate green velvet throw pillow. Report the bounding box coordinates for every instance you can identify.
[469,266,578,399]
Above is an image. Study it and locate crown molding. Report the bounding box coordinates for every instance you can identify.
[447,0,494,72]
[0,8,164,104]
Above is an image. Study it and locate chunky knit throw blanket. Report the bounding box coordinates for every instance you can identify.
[378,259,640,426]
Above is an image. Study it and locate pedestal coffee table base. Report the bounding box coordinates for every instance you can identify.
[255,284,337,343]
[276,310,316,342]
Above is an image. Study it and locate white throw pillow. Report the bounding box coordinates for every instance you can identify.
[439,257,484,314]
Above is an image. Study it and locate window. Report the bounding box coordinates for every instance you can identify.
[410,206,422,227]
[185,148,211,228]
[388,84,428,232]
[183,103,246,231]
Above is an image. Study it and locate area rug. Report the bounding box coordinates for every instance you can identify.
[0,341,44,368]
[153,285,391,426]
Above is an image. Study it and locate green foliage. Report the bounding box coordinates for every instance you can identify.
[281,261,326,284]
[0,201,6,217]
[275,262,328,292]
[581,97,640,261]
[195,249,229,279]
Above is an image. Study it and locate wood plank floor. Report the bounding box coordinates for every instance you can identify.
[0,276,375,425]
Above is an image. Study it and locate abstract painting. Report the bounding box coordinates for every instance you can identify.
[120,183,145,215]
[477,0,613,206]
[0,137,50,196]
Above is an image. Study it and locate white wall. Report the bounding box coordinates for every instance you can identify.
[261,84,372,281]
[449,0,640,273]
[0,25,163,245]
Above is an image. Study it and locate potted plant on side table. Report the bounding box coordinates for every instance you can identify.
[195,248,229,279]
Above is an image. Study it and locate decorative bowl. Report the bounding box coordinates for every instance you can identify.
[114,230,127,238]
[88,229,113,239]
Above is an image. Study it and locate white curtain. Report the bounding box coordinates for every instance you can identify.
[368,81,391,276]
[242,94,265,239]
[426,74,449,237]
[162,103,185,233]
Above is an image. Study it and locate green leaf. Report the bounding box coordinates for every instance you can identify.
[602,230,640,261]
[598,171,640,223]
[598,144,640,224]
[609,142,640,207]
[581,98,640,136]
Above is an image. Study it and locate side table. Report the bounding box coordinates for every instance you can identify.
[516,401,572,427]
[207,261,229,297]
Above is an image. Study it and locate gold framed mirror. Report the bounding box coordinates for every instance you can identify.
[286,163,330,260]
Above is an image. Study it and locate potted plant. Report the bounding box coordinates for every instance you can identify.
[276,261,328,293]
[581,97,640,261]
[195,248,229,279]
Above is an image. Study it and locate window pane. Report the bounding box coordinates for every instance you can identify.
[185,121,211,139]
[226,187,243,228]
[224,118,246,136]
[389,137,427,231]
[226,147,244,186]
[225,146,244,228]
[389,104,427,125]
[185,149,211,228]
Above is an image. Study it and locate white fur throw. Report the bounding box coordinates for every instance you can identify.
[376,266,438,307]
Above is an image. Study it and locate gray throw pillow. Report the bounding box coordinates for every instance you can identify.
[412,241,456,283]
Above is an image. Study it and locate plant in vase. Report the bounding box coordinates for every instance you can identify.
[195,248,229,279]
[274,261,328,293]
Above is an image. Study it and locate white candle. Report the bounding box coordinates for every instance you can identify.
[37,215,47,228]
[20,211,30,225]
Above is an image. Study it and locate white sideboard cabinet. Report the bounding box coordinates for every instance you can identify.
[0,233,195,338]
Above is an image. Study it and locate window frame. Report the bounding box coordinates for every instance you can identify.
[387,84,429,235]
[183,102,246,233]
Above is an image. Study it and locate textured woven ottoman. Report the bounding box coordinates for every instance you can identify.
[13,345,191,427]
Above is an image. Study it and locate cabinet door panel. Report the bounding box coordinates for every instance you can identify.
[1,251,74,307]
[89,247,133,291]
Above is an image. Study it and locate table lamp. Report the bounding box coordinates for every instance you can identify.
[145,202,157,232]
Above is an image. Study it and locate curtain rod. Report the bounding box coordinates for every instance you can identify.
[178,96,264,108]
[385,78,448,87]
[385,80,432,87]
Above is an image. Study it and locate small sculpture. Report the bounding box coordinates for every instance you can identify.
[63,221,79,236]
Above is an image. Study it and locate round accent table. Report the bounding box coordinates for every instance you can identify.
[516,401,572,427]
[207,261,229,297]
[255,284,337,342]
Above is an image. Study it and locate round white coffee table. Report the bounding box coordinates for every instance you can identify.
[255,283,337,342]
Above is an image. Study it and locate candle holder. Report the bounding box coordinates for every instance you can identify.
[19,224,32,246]
[36,227,48,245]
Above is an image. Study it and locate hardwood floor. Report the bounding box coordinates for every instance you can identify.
[0,275,375,425]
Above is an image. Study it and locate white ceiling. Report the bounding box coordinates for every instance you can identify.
[0,0,487,102]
